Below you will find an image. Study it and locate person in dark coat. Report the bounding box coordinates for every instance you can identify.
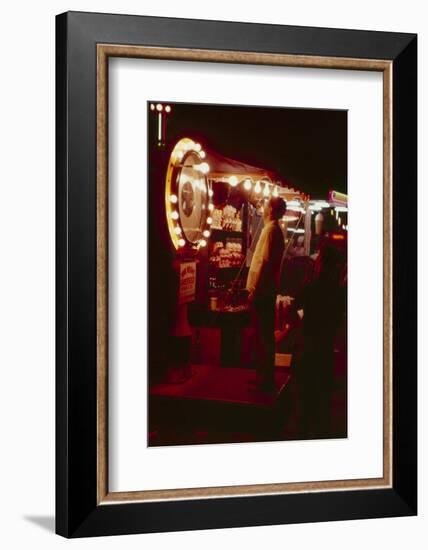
[292,234,347,438]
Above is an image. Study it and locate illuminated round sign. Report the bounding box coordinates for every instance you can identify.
[165,138,212,250]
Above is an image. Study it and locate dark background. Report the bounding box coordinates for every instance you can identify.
[160,102,348,198]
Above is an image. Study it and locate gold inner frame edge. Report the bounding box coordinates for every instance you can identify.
[96,44,393,504]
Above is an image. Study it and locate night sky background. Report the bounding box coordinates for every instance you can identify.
[160,101,347,198]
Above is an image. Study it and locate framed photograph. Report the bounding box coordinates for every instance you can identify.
[56,11,417,537]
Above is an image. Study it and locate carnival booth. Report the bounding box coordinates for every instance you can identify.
[163,137,307,372]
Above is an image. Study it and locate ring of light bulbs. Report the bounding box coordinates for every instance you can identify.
[165,137,213,251]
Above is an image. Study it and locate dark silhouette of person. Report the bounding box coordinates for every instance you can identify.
[292,233,347,438]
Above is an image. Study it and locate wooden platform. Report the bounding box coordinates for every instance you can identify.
[149,364,291,407]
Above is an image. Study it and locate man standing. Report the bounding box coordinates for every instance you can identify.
[246,196,286,392]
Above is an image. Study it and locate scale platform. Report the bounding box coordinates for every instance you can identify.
[149,364,291,407]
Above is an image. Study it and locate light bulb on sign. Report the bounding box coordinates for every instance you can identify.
[169,194,178,204]
[255,181,261,194]
[200,150,206,159]
[273,186,279,197]
[203,230,210,238]
[244,179,252,191]
[199,162,210,174]
[178,238,186,247]
[229,176,238,187]
[207,217,213,225]
[199,239,207,247]
[165,105,171,113]
[156,103,163,111]
[174,226,182,235]
[171,211,179,220]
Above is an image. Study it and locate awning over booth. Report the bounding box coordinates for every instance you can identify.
[204,148,305,200]
[204,148,276,180]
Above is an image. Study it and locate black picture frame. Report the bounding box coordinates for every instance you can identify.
[56,11,417,538]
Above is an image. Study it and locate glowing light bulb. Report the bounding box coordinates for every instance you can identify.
[156,103,163,111]
[203,230,210,238]
[208,189,213,197]
[169,194,178,204]
[273,186,279,197]
[195,143,201,152]
[244,179,252,190]
[255,181,261,194]
[199,162,210,174]
[174,226,182,235]
[178,238,186,247]
[150,104,155,111]
[165,105,171,113]
[200,150,206,159]
[171,211,179,220]
[208,203,214,211]
[199,239,207,247]
[207,217,213,225]
[263,183,270,197]
[229,176,238,187]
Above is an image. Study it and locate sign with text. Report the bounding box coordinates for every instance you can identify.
[178,262,196,304]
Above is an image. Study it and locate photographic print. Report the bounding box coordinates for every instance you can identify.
[148,101,348,447]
